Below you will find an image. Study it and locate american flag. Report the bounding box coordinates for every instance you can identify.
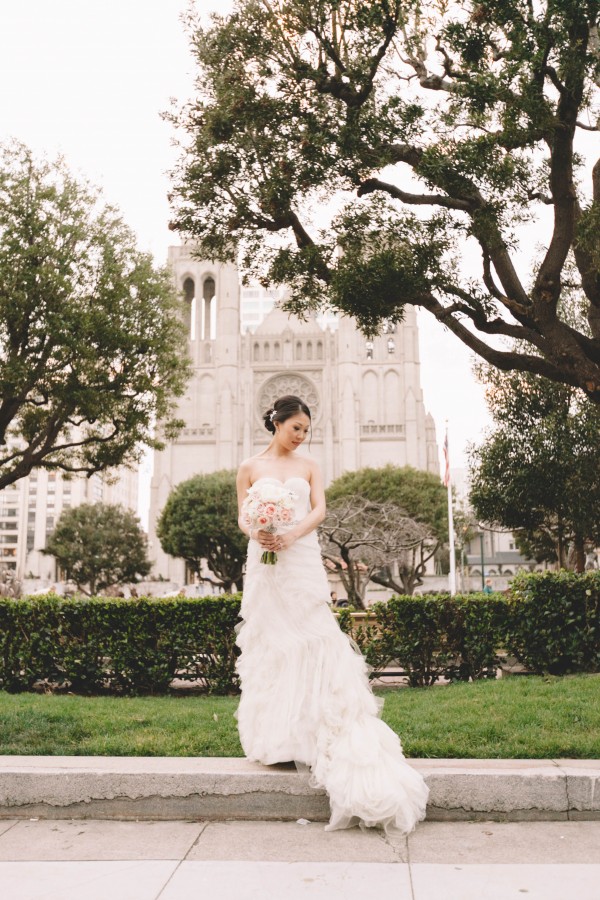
[443,430,450,488]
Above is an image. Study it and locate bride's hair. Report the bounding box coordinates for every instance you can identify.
[263,395,311,434]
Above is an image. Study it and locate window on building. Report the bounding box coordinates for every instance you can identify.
[183,277,195,338]
[202,277,216,340]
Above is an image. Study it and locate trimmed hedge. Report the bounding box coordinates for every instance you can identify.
[1,571,599,694]
[338,593,506,686]
[0,593,241,695]
[506,570,600,675]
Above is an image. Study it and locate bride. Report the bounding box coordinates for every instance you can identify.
[235,394,429,832]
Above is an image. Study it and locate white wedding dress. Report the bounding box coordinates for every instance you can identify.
[235,476,429,832]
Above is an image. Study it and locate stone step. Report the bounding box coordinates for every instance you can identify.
[0,756,598,822]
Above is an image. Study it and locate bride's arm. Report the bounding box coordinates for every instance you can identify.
[236,461,278,547]
[278,463,326,549]
[236,462,254,538]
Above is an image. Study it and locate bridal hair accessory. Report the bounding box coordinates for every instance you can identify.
[269,409,277,422]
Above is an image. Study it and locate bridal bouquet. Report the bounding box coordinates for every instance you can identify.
[242,482,297,564]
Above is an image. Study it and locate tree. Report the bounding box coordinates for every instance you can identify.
[0,141,190,491]
[156,470,247,591]
[468,364,600,571]
[325,465,447,594]
[45,503,151,595]
[169,1,600,401]
[319,495,429,607]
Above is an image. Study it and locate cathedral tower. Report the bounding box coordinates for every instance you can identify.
[148,248,439,581]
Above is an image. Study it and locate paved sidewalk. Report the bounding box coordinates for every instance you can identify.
[0,818,599,899]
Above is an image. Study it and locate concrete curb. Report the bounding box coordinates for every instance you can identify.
[0,756,599,822]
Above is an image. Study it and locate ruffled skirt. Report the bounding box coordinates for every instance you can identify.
[235,536,429,833]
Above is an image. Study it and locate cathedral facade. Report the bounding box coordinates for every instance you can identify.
[148,245,439,580]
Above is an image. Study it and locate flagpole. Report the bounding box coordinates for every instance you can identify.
[443,423,457,596]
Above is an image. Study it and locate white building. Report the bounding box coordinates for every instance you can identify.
[148,245,440,582]
[1,465,138,586]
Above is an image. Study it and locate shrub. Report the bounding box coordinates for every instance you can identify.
[339,593,507,685]
[505,570,600,674]
[441,593,507,681]
[2,572,600,694]
[0,593,241,695]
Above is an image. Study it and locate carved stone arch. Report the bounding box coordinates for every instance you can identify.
[361,369,379,423]
[181,274,195,337]
[258,374,320,423]
[383,369,400,424]
[201,273,216,340]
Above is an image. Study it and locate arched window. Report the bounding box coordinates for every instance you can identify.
[274,342,281,361]
[317,341,323,360]
[296,341,302,360]
[253,342,260,362]
[307,341,313,360]
[182,277,195,338]
[264,342,270,361]
[202,276,216,340]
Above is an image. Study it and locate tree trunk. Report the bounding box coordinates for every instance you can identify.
[572,534,586,573]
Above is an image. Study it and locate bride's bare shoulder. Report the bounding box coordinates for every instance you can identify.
[238,453,266,481]
[305,458,323,483]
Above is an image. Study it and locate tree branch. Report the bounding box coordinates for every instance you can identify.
[357,177,474,212]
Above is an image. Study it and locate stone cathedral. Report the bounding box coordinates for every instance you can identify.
[148,245,439,581]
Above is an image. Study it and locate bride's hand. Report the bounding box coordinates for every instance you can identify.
[256,529,278,550]
[275,531,297,551]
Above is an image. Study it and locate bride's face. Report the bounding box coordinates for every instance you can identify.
[276,413,311,450]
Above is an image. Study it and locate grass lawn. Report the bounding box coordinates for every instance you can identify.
[0,674,599,758]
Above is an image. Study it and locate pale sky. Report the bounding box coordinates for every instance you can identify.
[0,0,491,497]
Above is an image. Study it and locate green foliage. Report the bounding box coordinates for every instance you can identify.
[506,570,600,675]
[45,503,151,595]
[156,471,247,591]
[0,141,190,490]
[469,364,600,570]
[327,465,447,537]
[170,0,600,402]
[2,676,600,758]
[0,593,242,695]
[376,595,454,687]
[336,593,505,686]
[326,465,447,594]
[2,573,599,696]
